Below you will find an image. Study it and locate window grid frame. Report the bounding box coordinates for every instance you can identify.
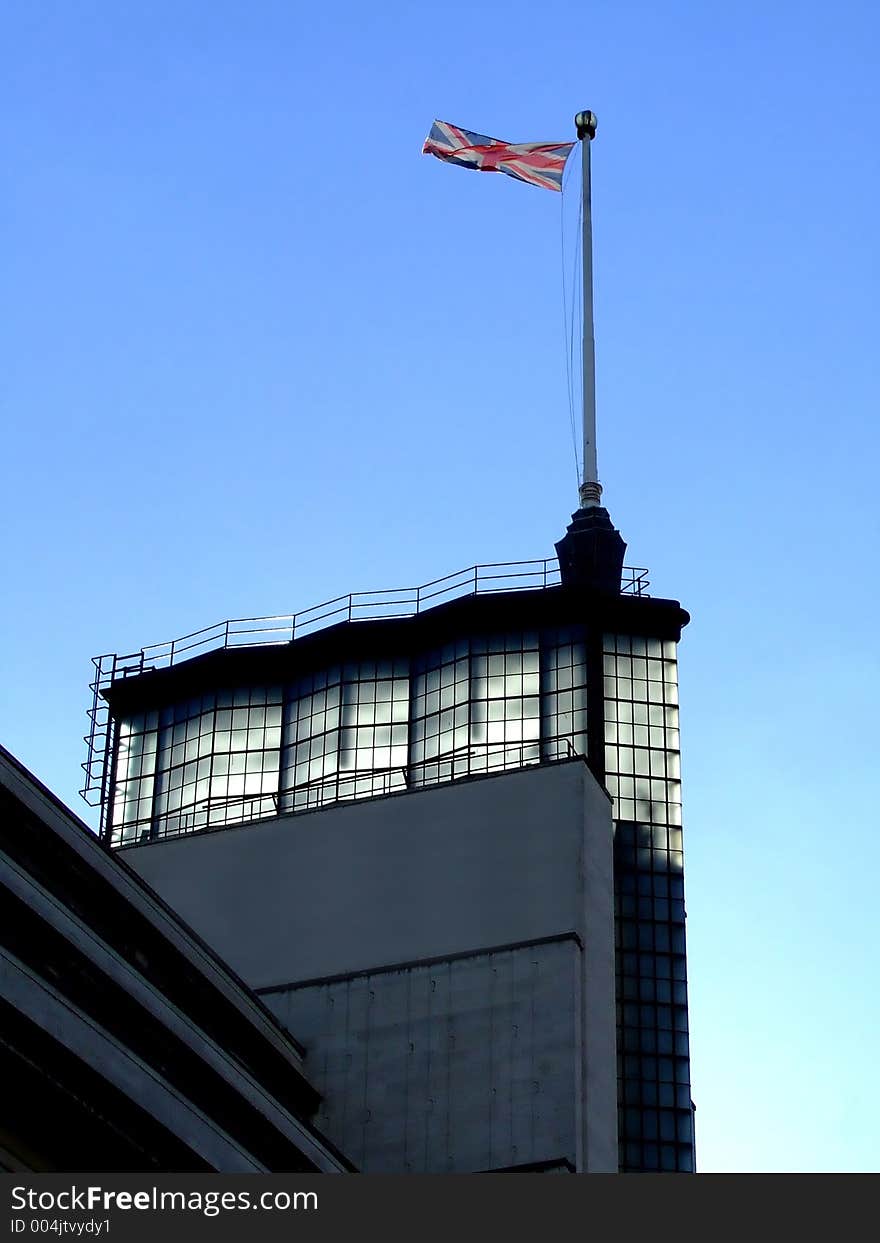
[108,628,590,845]
[604,632,694,1174]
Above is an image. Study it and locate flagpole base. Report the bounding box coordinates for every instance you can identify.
[555,503,626,593]
[578,480,603,508]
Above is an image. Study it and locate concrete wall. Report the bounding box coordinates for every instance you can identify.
[262,939,579,1172]
[124,760,618,1171]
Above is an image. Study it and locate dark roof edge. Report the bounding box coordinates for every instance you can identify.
[103,585,689,715]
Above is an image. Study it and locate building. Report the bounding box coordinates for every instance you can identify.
[78,504,696,1173]
[0,745,352,1173]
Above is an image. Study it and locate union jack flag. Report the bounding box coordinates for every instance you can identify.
[422,120,574,193]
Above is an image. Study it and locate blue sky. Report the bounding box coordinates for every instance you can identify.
[2,0,878,1173]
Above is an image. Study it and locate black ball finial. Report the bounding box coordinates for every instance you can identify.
[575,110,597,139]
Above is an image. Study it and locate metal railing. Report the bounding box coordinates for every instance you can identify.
[82,557,648,813]
[108,735,583,847]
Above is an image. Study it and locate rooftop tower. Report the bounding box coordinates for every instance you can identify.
[80,113,695,1173]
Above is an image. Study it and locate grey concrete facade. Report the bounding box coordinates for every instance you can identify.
[267,938,582,1172]
[123,759,619,1172]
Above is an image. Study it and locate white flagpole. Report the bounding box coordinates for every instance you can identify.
[575,110,602,509]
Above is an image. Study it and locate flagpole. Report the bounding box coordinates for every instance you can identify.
[556,111,627,593]
[576,110,601,509]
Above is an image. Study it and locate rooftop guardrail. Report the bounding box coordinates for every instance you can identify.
[81,557,649,812]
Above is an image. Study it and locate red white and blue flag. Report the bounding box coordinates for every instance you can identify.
[422,120,574,193]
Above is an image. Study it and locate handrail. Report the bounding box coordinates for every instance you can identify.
[81,556,648,814]
[108,734,585,846]
[100,558,647,679]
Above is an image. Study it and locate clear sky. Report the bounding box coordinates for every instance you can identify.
[2,0,878,1174]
